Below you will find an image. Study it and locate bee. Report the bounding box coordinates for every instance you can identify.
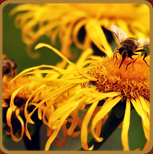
[111,25,150,69]
[2,59,17,77]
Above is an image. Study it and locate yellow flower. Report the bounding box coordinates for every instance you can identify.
[9,38,149,151]
[3,76,31,141]
[8,45,95,149]
[86,55,149,150]
[2,59,46,142]
[10,3,149,59]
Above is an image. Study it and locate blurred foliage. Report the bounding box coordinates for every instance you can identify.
[2,3,146,151]
[2,123,11,142]
[2,4,82,74]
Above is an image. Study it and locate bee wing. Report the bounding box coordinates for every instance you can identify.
[111,25,127,44]
[137,38,150,48]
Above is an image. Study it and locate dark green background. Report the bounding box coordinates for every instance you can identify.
[2,3,146,151]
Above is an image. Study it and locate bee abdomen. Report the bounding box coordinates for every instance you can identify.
[123,38,137,51]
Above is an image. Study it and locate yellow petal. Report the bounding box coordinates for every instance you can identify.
[35,43,97,81]
[76,48,93,66]
[143,140,150,151]
[45,103,78,150]
[6,107,13,135]
[132,98,149,130]
[95,117,102,142]
[48,99,78,127]
[9,4,37,16]
[2,100,8,107]
[67,109,79,136]
[142,121,150,141]
[43,105,54,125]
[87,23,113,57]
[91,96,122,141]
[121,99,131,151]
[131,98,150,141]
[24,85,46,124]
[6,108,25,142]
[25,122,32,140]
[54,124,67,147]
[45,128,60,151]
[139,96,150,117]
[15,115,25,141]
[9,82,31,110]
[81,101,99,150]
[72,19,88,49]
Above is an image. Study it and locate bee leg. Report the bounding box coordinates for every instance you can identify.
[119,50,128,69]
[12,61,18,78]
[142,50,149,67]
[113,48,119,65]
[126,57,134,70]
[126,54,140,70]
[126,57,137,70]
[12,70,17,78]
[132,54,141,69]
[136,49,149,67]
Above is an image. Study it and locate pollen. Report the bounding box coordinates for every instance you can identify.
[85,55,150,101]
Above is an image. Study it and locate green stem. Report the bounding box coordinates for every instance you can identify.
[23,120,42,150]
[79,110,124,150]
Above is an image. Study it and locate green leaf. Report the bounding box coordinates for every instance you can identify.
[3,133,11,142]
[112,99,126,118]
[79,110,124,150]
[83,104,92,112]
[27,123,36,136]
[2,123,11,142]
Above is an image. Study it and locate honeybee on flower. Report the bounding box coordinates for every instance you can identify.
[4,38,149,150]
[2,3,150,151]
[110,25,150,69]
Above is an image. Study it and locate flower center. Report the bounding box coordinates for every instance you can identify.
[104,55,150,82]
[86,55,150,100]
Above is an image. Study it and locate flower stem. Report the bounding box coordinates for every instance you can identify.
[79,109,124,150]
[23,120,42,150]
